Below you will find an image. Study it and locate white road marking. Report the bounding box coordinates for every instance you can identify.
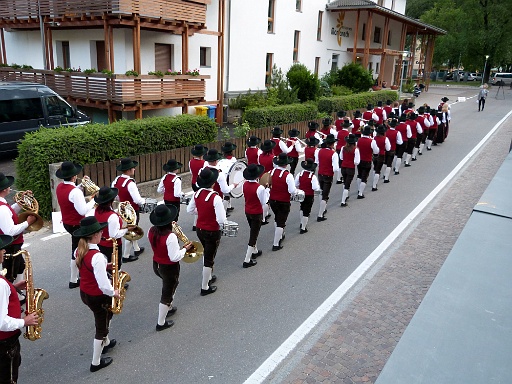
[244,109,512,384]
[41,232,68,241]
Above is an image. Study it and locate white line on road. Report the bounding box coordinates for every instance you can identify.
[41,232,68,241]
[244,109,512,384]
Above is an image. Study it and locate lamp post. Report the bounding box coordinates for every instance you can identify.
[399,51,409,100]
[482,55,489,86]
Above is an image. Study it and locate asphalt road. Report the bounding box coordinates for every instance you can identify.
[9,85,512,384]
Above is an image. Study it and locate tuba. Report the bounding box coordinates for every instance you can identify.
[79,177,100,196]
[14,191,44,232]
[109,238,130,314]
[20,250,49,341]
[117,201,144,241]
[171,222,204,263]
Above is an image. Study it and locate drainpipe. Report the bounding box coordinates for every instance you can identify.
[225,0,231,95]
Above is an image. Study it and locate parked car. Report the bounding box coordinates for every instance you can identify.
[0,82,90,154]
[491,73,512,86]
[471,73,482,81]
[465,73,476,81]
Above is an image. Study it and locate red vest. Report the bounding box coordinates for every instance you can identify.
[79,249,104,296]
[384,106,393,116]
[298,171,314,196]
[320,127,330,137]
[114,177,140,211]
[385,129,398,151]
[363,111,374,121]
[258,152,274,173]
[341,147,356,168]
[0,201,23,244]
[149,229,177,265]
[162,174,180,202]
[334,119,343,131]
[195,189,220,231]
[56,182,84,226]
[272,138,283,156]
[336,130,350,151]
[287,138,299,158]
[0,276,21,340]
[357,137,373,162]
[396,123,409,142]
[429,114,438,129]
[407,120,418,139]
[246,147,259,165]
[352,119,363,134]
[244,182,263,214]
[94,209,122,248]
[374,107,385,124]
[318,148,335,176]
[305,130,317,139]
[374,136,387,155]
[416,115,429,131]
[269,169,291,202]
[189,158,205,185]
[304,147,317,162]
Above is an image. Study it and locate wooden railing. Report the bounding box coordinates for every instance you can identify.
[0,0,209,24]
[0,68,208,105]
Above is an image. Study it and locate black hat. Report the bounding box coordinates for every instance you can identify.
[221,142,237,153]
[323,134,337,144]
[191,144,208,157]
[377,100,383,107]
[376,125,386,134]
[366,104,373,110]
[73,216,108,238]
[260,139,276,152]
[336,110,346,118]
[399,114,407,122]
[272,126,283,136]
[94,187,118,205]
[354,110,362,118]
[0,234,14,250]
[388,112,395,119]
[389,119,398,127]
[345,134,357,144]
[150,204,178,227]
[408,113,417,120]
[243,163,264,180]
[386,99,392,105]
[273,153,293,166]
[441,97,449,102]
[301,158,317,171]
[305,136,320,146]
[408,102,414,108]
[246,136,261,147]
[417,106,425,114]
[203,149,223,162]
[425,106,431,113]
[163,159,183,172]
[322,118,331,126]
[362,126,372,136]
[288,128,300,137]
[307,121,319,130]
[116,158,139,172]
[197,167,219,188]
[0,173,15,191]
[342,120,352,129]
[56,161,83,179]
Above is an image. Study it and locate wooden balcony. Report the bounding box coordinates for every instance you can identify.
[0,67,209,113]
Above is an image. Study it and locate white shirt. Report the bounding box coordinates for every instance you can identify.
[419,115,431,128]
[147,232,186,263]
[0,278,25,332]
[245,180,268,208]
[200,164,233,194]
[272,166,297,194]
[371,137,391,154]
[315,149,340,173]
[187,188,227,226]
[157,173,183,199]
[414,121,423,134]
[295,171,321,192]
[86,209,127,239]
[339,147,361,165]
[390,129,404,145]
[62,181,96,216]
[0,197,28,236]
[289,138,305,154]
[245,147,263,159]
[112,175,145,206]
[76,244,115,296]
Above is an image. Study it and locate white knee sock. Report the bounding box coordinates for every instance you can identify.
[132,240,140,252]
[341,189,349,204]
[299,210,304,223]
[123,239,131,258]
[426,139,432,149]
[273,227,284,246]
[392,155,397,169]
[253,244,259,254]
[201,267,212,290]
[357,178,361,190]
[336,169,342,182]
[300,216,308,230]
[412,147,418,159]
[373,173,380,188]
[358,182,366,196]
[227,199,232,209]
[419,143,424,154]
[70,259,79,283]
[158,303,169,326]
[263,204,269,221]
[92,339,104,366]
[384,167,391,180]
[395,157,402,170]
[405,154,412,164]
[318,200,327,218]
[244,246,254,263]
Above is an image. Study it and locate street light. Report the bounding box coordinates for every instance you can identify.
[399,51,409,100]
[482,55,489,86]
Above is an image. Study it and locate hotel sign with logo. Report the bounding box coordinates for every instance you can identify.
[331,12,352,46]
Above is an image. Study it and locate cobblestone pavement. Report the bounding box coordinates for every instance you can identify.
[270,117,512,384]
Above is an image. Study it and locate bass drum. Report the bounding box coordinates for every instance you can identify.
[227,160,247,198]
[217,158,234,174]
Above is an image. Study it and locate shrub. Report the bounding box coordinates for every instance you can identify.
[15,115,217,218]
[286,63,320,102]
[269,65,300,105]
[317,90,398,114]
[319,80,333,97]
[233,121,251,138]
[243,103,318,128]
[320,70,339,87]
[335,62,374,92]
[331,85,353,96]
[227,90,268,110]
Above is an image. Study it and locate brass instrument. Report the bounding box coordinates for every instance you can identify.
[171,222,204,264]
[280,137,307,148]
[109,238,130,314]
[14,191,44,232]
[79,177,100,196]
[117,201,144,241]
[19,250,49,341]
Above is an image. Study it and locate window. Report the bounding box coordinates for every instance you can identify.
[314,57,320,76]
[44,96,73,118]
[265,53,274,87]
[95,41,107,71]
[296,0,302,11]
[0,98,44,123]
[331,54,339,72]
[200,47,211,67]
[155,44,174,72]
[362,23,366,41]
[368,62,373,72]
[293,30,300,62]
[317,11,323,41]
[374,27,381,43]
[268,0,275,33]
[57,41,71,69]
[376,62,380,74]
[387,31,392,46]
[378,0,384,5]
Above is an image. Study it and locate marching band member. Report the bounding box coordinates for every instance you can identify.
[187,168,227,296]
[189,145,207,231]
[286,128,305,175]
[373,101,387,125]
[383,100,393,118]
[245,136,262,165]
[201,149,236,202]
[414,106,431,157]
[403,101,416,117]
[356,126,374,199]
[404,113,422,167]
[320,118,333,137]
[112,158,145,263]
[56,161,96,288]
[269,153,297,251]
[157,159,184,222]
[392,101,401,117]
[435,108,447,144]
[335,120,352,184]
[305,121,322,142]
[425,106,438,151]
[295,158,321,234]
[316,134,339,221]
[395,114,411,174]
[258,139,277,173]
[384,119,403,182]
[334,110,352,132]
[0,173,35,286]
[242,164,268,267]
[304,136,320,165]
[148,204,191,331]
[371,125,391,191]
[351,110,364,137]
[221,142,238,212]
[74,216,120,372]
[340,134,360,207]
[271,126,293,157]
[362,104,379,123]
[442,102,451,140]
[0,235,39,384]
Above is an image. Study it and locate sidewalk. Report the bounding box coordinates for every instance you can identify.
[267,116,512,383]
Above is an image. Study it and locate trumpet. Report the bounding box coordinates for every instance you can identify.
[280,137,307,148]
[14,191,44,232]
[117,201,144,241]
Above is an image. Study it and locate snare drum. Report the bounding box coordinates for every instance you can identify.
[291,189,305,202]
[180,192,194,205]
[259,172,271,187]
[141,198,158,213]
[227,160,247,198]
[221,220,239,237]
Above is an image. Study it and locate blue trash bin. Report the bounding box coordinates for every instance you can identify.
[207,105,217,120]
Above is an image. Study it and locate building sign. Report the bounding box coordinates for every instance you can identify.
[331,12,352,46]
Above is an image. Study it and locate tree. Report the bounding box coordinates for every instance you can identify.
[286,63,320,103]
[336,62,374,92]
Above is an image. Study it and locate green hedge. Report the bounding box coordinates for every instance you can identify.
[15,115,217,219]
[243,103,318,129]
[317,90,399,114]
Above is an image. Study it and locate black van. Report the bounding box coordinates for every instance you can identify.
[0,82,90,154]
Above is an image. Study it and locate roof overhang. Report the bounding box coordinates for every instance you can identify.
[326,0,446,35]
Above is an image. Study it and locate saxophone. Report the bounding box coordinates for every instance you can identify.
[20,250,49,341]
[109,238,131,314]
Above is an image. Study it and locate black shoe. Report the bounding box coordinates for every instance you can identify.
[90,357,113,372]
[372,187,378,191]
[69,279,80,289]
[317,217,327,222]
[418,152,423,156]
[433,142,438,146]
[226,207,234,212]
[300,228,308,234]
[134,247,145,256]
[102,339,117,354]
[394,171,399,175]
[336,180,343,184]
[166,306,177,317]
[201,286,217,296]
[383,180,390,184]
[404,163,411,167]
[340,203,347,207]
[272,245,283,251]
[427,147,432,151]
[265,214,271,220]
[411,157,417,161]
[209,275,217,284]
[156,320,175,331]
[252,250,263,258]
[357,194,365,199]
[122,255,139,263]
[243,259,257,268]
[261,220,270,225]
[192,226,196,231]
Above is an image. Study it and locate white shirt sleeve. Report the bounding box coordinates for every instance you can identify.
[217,171,233,194]
[279,140,292,154]
[372,112,379,122]
[91,253,115,296]
[157,175,166,194]
[127,181,145,206]
[371,140,380,154]
[295,140,304,153]
[354,148,361,165]
[68,187,96,216]
[311,175,321,191]
[416,122,423,134]
[107,212,127,239]
[187,195,197,215]
[256,185,268,207]
[174,177,183,198]
[385,138,391,151]
[0,204,28,236]
[0,279,25,332]
[166,233,186,263]
[314,149,320,164]
[406,125,412,138]
[423,116,431,128]
[339,149,344,161]
[294,173,300,188]
[382,110,387,121]
[213,195,227,226]
[396,132,403,145]
[331,152,340,173]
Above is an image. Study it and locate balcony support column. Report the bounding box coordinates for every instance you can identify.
[46,24,54,70]
[352,10,360,63]
[362,11,372,70]
[216,0,225,124]
[103,16,111,71]
[133,16,141,74]
[181,25,189,115]
[0,28,6,65]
